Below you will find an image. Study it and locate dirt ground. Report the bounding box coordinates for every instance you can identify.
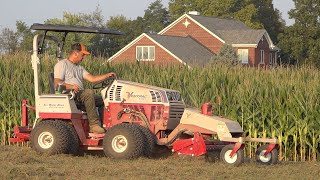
[1,145,320,180]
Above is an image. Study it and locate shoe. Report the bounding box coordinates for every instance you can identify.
[90,124,106,134]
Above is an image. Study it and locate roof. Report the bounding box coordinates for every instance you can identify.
[30,23,124,35]
[188,15,267,45]
[216,29,267,44]
[188,15,250,31]
[147,34,214,65]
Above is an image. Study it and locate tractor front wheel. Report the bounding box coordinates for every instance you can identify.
[30,120,71,155]
[220,144,244,166]
[132,124,157,158]
[103,123,144,159]
[255,144,278,165]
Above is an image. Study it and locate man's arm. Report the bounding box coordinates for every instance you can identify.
[54,78,80,93]
[84,72,116,83]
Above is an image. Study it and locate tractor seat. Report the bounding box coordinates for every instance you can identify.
[48,72,86,111]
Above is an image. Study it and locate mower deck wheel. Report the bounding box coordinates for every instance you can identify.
[255,144,278,165]
[220,144,244,166]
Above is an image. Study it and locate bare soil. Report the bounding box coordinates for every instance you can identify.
[1,145,320,180]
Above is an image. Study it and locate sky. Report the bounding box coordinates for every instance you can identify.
[0,0,295,30]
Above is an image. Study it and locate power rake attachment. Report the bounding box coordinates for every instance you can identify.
[162,106,279,166]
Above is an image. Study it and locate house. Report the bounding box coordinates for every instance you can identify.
[107,12,280,66]
[107,33,214,66]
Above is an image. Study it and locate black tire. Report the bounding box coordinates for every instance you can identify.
[132,124,157,158]
[220,144,244,166]
[30,120,71,155]
[58,121,80,155]
[103,123,144,159]
[255,144,278,165]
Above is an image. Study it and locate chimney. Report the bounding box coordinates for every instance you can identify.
[188,11,200,16]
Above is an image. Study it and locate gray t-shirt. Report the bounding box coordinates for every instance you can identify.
[54,59,89,90]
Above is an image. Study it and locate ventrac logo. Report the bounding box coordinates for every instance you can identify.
[126,92,146,100]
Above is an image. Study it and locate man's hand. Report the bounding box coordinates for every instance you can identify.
[72,84,80,93]
[107,72,117,78]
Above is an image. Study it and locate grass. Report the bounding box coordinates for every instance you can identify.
[1,145,320,180]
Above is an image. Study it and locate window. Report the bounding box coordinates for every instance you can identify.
[136,46,155,61]
[270,53,273,65]
[237,49,248,64]
[260,50,264,64]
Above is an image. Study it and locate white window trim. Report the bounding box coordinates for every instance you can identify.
[260,50,265,64]
[237,49,249,64]
[270,53,273,65]
[136,46,155,61]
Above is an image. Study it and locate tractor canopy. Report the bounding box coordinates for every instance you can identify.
[30,23,124,35]
[30,23,124,57]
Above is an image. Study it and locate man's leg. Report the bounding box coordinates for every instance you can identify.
[76,89,105,134]
[94,95,104,126]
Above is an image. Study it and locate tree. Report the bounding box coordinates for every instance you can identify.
[44,5,106,54]
[0,20,34,54]
[168,0,201,20]
[143,0,170,33]
[210,44,239,65]
[45,12,95,52]
[16,21,33,52]
[0,27,18,54]
[104,1,170,56]
[104,15,133,57]
[278,0,320,66]
[233,3,262,29]
[169,0,261,23]
[249,0,285,43]
[82,5,105,27]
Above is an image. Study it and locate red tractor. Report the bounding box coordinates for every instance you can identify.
[10,24,279,166]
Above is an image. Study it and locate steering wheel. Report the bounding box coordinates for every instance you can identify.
[93,76,116,89]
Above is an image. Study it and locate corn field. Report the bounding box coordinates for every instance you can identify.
[1,52,320,161]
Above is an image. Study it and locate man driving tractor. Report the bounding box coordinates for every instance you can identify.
[54,43,116,134]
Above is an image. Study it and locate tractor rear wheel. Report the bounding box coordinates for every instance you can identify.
[255,144,278,165]
[220,144,244,166]
[30,120,71,155]
[60,121,80,155]
[103,123,144,159]
[132,124,157,158]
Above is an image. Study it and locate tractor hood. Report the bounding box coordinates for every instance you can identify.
[103,80,184,105]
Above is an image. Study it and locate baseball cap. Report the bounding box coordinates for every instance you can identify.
[71,43,90,55]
